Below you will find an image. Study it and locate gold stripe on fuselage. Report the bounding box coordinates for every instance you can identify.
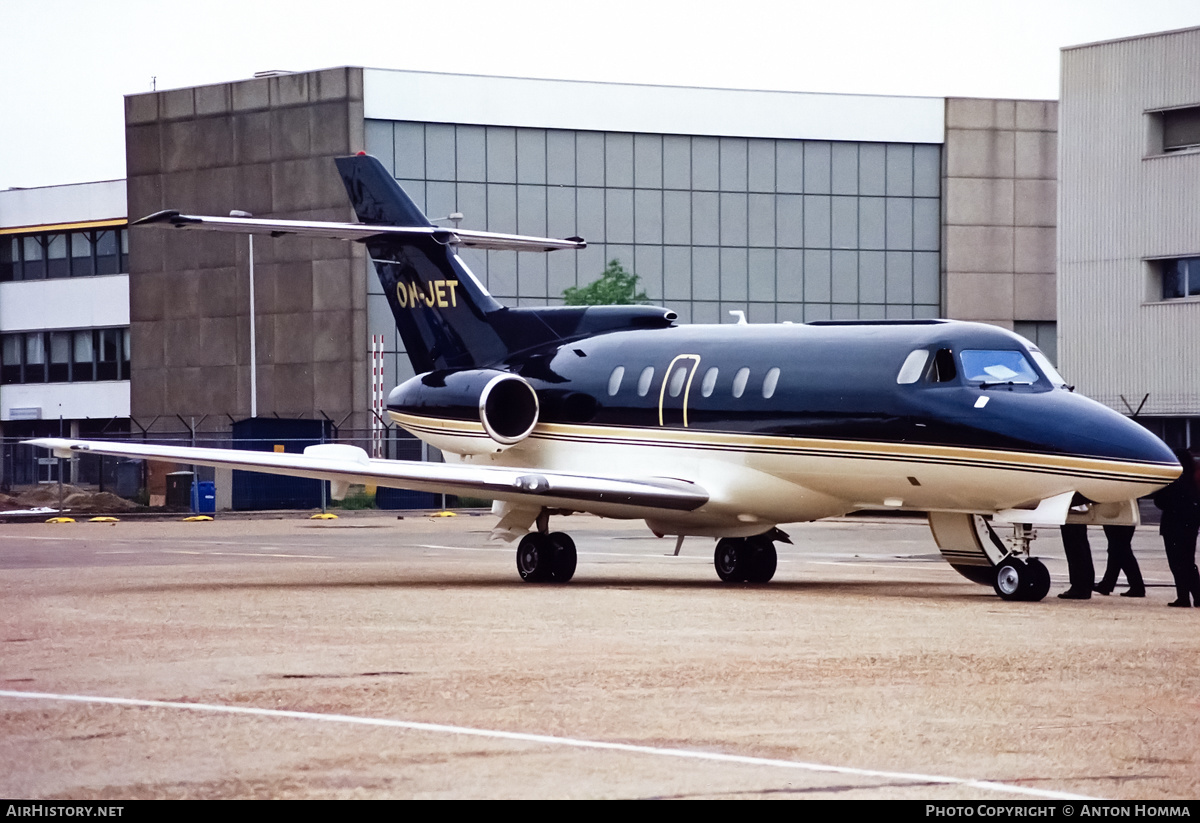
[388,412,1178,487]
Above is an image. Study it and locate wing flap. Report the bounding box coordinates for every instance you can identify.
[132,211,585,252]
[26,438,706,513]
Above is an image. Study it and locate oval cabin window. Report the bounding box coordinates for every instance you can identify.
[637,366,655,397]
[607,365,625,396]
[732,367,750,398]
[668,364,688,398]
[762,367,780,399]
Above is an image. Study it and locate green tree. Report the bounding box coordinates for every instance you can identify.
[562,259,649,306]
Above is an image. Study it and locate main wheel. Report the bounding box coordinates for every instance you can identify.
[993,558,1028,601]
[744,539,778,583]
[714,538,746,582]
[516,533,553,582]
[1022,558,1051,602]
[548,532,577,583]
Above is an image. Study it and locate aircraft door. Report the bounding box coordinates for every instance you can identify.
[658,354,701,428]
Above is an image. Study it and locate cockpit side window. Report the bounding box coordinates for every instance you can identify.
[927,348,957,383]
[960,350,1040,385]
[1029,350,1068,387]
[896,349,929,384]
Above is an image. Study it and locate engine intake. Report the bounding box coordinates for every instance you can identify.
[388,369,540,454]
[479,373,539,445]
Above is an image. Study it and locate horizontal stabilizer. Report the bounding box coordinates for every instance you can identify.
[26,438,707,515]
[132,211,585,252]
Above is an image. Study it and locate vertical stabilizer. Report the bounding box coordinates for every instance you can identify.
[335,154,507,373]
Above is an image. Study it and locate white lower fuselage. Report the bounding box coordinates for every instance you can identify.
[392,412,1176,536]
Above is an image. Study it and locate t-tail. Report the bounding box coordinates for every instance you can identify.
[335,154,508,373]
[334,154,677,376]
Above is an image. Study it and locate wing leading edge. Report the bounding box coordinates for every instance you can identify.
[131,211,586,253]
[26,438,707,516]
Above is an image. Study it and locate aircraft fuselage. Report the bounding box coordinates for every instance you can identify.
[388,318,1178,536]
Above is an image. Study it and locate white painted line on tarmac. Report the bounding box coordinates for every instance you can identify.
[161,550,335,560]
[0,689,1093,800]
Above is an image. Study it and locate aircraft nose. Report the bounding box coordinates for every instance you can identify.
[1095,403,1179,467]
[961,389,1179,471]
[1056,395,1176,467]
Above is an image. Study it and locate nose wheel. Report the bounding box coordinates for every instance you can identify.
[993,557,1051,602]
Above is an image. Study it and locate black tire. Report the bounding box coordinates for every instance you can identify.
[714,538,745,582]
[516,533,553,582]
[745,539,777,583]
[1023,558,1051,602]
[548,532,577,583]
[993,557,1028,601]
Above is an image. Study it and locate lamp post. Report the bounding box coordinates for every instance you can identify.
[230,211,256,418]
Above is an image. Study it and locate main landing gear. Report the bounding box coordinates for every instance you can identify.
[714,535,778,583]
[514,511,787,585]
[515,531,577,583]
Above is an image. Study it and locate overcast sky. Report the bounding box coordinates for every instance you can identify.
[2,0,1198,190]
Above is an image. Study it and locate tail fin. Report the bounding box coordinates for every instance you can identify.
[334,154,673,375]
[335,154,506,373]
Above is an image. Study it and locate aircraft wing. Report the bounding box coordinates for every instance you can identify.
[132,211,586,252]
[26,438,706,514]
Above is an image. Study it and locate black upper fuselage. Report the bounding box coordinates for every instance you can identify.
[391,317,1176,469]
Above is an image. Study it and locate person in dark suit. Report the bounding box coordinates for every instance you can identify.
[1058,523,1094,599]
[1093,524,1145,597]
[1152,449,1200,608]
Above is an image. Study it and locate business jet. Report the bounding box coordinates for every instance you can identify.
[29,154,1180,602]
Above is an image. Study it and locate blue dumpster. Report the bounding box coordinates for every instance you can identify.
[192,480,217,513]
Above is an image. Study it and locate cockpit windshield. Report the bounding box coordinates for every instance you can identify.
[960,350,1041,386]
[1029,350,1068,388]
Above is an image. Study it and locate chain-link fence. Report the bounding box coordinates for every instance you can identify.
[1,421,454,512]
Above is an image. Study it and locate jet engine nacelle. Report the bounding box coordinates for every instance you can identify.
[388,369,540,455]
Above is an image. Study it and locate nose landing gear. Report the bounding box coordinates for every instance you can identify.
[929,513,1052,602]
[993,556,1051,602]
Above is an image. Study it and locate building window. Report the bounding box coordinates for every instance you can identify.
[0,328,129,384]
[1162,107,1200,153]
[1148,106,1200,155]
[1158,257,1200,300]
[0,226,128,282]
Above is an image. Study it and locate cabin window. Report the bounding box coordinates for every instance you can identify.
[928,348,957,383]
[668,364,688,398]
[960,350,1040,385]
[762,367,780,399]
[607,366,625,396]
[732,367,750,398]
[896,349,929,384]
[637,366,655,397]
[701,367,718,397]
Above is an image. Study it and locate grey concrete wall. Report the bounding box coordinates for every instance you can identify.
[125,68,368,432]
[942,98,1057,334]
